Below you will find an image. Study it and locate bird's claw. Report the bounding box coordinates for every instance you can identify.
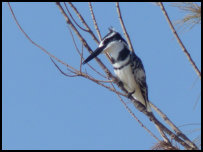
[127,90,135,98]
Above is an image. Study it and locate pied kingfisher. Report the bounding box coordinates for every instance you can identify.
[83,29,151,112]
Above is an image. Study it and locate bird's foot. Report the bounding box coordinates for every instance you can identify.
[127,90,135,98]
[117,80,124,87]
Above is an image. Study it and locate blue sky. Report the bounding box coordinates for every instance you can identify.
[2,2,201,150]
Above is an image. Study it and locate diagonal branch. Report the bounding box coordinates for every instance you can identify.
[51,57,126,97]
[67,2,99,44]
[88,2,102,41]
[64,2,89,32]
[159,2,201,79]
[67,25,107,79]
[88,2,113,64]
[116,2,134,53]
[56,2,114,80]
[7,2,77,74]
[50,57,79,77]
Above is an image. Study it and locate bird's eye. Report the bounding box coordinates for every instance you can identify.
[103,39,109,45]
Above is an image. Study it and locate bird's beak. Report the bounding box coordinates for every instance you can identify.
[83,46,105,64]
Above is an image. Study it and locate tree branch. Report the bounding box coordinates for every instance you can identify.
[88,2,102,41]
[116,2,134,53]
[159,2,201,79]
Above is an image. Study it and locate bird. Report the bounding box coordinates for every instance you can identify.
[83,28,151,112]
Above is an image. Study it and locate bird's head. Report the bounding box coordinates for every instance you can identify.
[83,28,127,64]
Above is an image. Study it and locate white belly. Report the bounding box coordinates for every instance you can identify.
[114,65,146,107]
[114,65,136,92]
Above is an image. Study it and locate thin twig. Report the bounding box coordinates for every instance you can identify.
[80,44,83,73]
[116,2,134,53]
[7,2,78,74]
[88,2,102,41]
[159,2,201,79]
[50,57,79,77]
[67,2,99,44]
[88,2,113,64]
[64,2,89,32]
[67,25,107,79]
[50,55,125,96]
[155,124,171,144]
[56,2,115,81]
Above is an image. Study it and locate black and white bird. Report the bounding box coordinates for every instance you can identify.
[83,29,151,112]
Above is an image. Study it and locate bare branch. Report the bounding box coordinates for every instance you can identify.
[56,2,115,81]
[67,2,99,44]
[116,2,134,53]
[88,2,113,64]
[63,2,89,32]
[50,57,78,77]
[159,2,201,79]
[79,44,83,73]
[155,125,171,144]
[67,25,107,79]
[7,2,78,75]
[50,57,125,96]
[88,2,102,41]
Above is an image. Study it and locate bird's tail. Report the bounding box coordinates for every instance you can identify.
[145,101,152,112]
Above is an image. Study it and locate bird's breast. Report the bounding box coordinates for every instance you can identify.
[114,64,137,92]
